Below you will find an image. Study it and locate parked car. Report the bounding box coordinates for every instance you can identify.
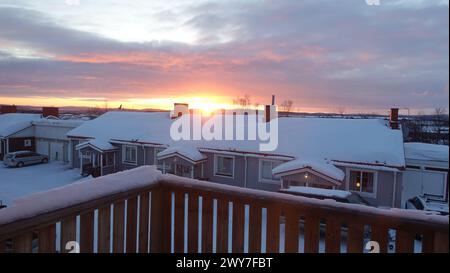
[405,195,449,216]
[3,151,49,167]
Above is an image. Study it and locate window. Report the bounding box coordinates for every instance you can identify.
[349,170,375,194]
[214,155,234,177]
[102,153,114,167]
[123,145,137,164]
[154,147,164,168]
[259,160,282,183]
[24,139,32,147]
[154,147,172,172]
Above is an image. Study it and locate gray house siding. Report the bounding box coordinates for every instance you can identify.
[71,139,82,168]
[68,139,403,208]
[102,165,116,176]
[117,144,154,171]
[201,152,246,188]
[246,157,282,192]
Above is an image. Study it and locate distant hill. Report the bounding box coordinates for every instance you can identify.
[9,105,168,115]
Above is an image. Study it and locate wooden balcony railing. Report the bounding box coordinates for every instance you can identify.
[0,166,448,253]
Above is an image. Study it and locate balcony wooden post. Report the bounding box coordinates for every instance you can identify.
[13,232,33,253]
[248,204,262,253]
[80,212,94,253]
[38,224,56,253]
[126,196,138,253]
[150,186,171,253]
[139,192,150,253]
[97,205,111,253]
[113,200,125,253]
[201,194,214,253]
[61,217,76,253]
[232,200,245,253]
[187,192,199,253]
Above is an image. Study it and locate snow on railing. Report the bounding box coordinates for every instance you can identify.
[0,166,448,253]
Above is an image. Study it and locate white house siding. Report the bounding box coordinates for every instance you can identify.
[401,160,448,206]
[33,123,78,163]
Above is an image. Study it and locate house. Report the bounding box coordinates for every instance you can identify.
[0,113,41,160]
[0,109,84,164]
[401,142,449,207]
[67,104,406,208]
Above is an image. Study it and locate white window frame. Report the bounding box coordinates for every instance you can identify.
[214,154,235,179]
[122,145,137,165]
[258,159,283,184]
[346,168,378,198]
[24,139,32,147]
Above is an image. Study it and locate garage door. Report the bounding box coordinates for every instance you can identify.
[402,170,423,206]
[422,171,447,197]
[50,142,64,161]
[402,169,447,206]
[36,140,49,156]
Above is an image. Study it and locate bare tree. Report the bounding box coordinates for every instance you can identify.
[280,100,294,116]
[434,107,448,144]
[253,102,261,110]
[435,107,448,117]
[336,107,346,116]
[233,94,251,109]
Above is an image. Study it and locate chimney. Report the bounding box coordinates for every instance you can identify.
[389,108,399,130]
[265,95,277,122]
[1,105,17,114]
[170,103,189,119]
[42,107,59,118]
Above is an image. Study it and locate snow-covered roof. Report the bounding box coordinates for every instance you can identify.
[76,139,117,152]
[282,186,351,199]
[157,145,207,162]
[404,143,449,162]
[272,159,345,181]
[32,118,85,128]
[0,113,41,138]
[67,111,406,168]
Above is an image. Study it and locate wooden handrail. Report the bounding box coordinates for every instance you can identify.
[0,166,448,253]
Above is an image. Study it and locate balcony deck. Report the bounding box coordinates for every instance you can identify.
[0,166,448,253]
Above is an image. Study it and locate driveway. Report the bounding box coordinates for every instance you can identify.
[0,161,84,206]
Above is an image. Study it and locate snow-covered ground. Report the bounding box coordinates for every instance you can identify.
[0,161,83,206]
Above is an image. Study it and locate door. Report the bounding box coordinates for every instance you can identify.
[422,171,447,198]
[36,140,49,156]
[402,169,423,206]
[50,142,64,161]
[402,168,448,206]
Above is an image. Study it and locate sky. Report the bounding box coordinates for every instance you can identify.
[0,0,448,114]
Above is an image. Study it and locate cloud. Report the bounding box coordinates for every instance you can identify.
[0,1,448,111]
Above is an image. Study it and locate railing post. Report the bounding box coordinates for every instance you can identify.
[38,224,56,253]
[150,185,171,253]
[433,230,449,253]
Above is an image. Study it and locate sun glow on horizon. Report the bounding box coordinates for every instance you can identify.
[1,95,438,115]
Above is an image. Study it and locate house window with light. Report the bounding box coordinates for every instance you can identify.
[214,155,234,177]
[123,145,137,164]
[349,170,375,194]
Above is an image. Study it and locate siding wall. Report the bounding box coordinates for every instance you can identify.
[8,137,35,153]
[69,139,402,207]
